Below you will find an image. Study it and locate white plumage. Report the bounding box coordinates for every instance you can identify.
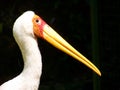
[0,11,101,90]
[0,11,42,90]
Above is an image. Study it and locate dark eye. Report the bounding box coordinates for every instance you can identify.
[35,19,41,24]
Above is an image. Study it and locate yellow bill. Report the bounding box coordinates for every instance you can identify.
[43,24,101,76]
[33,14,101,76]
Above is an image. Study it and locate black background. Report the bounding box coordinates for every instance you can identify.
[0,0,119,90]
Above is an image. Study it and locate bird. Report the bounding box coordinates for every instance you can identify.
[0,11,101,90]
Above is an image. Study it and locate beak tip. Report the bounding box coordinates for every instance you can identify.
[96,70,101,76]
[99,72,102,76]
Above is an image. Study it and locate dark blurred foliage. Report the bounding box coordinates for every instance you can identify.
[0,0,120,90]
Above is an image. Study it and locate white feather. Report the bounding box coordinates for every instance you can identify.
[0,11,42,90]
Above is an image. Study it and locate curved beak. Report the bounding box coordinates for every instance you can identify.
[42,24,101,76]
[33,14,101,76]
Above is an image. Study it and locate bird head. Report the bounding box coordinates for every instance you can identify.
[13,11,101,76]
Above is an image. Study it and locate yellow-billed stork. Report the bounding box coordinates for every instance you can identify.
[0,11,101,90]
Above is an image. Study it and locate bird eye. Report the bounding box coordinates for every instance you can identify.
[35,19,41,25]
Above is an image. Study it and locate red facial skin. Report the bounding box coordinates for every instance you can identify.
[32,15,46,38]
